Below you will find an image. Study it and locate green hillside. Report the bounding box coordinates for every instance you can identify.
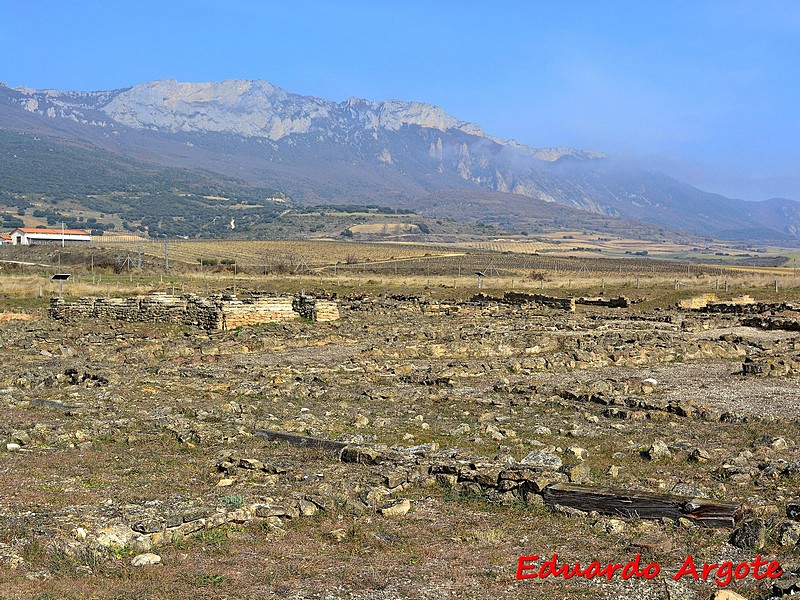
[0,129,288,237]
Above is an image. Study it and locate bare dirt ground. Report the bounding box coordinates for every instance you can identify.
[0,291,798,600]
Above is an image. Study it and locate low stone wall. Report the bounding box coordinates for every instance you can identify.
[292,294,341,322]
[49,293,339,330]
[702,300,794,314]
[312,300,340,322]
[742,355,800,377]
[471,292,575,312]
[576,296,630,308]
[503,292,576,311]
[49,294,222,329]
[223,296,299,329]
[741,315,800,332]
[677,294,719,310]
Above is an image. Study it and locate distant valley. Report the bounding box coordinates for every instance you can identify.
[1,78,798,243]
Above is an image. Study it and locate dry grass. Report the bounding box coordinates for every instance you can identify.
[3,266,800,313]
[0,312,33,322]
[0,283,798,599]
[94,239,446,268]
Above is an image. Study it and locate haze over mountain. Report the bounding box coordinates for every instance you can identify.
[2,78,798,243]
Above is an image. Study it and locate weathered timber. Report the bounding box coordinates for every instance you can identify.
[542,483,740,528]
[253,430,349,451]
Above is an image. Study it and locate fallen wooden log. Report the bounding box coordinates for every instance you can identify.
[542,483,740,528]
[254,430,349,451]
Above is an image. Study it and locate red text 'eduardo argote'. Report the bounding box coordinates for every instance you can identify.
[516,553,783,587]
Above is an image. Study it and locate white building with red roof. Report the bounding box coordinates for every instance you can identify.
[9,227,92,245]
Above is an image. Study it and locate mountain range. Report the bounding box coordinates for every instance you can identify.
[1,78,797,242]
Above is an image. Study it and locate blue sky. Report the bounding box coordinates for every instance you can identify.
[2,0,799,201]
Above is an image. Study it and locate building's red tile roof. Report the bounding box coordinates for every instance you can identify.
[17,227,91,236]
[0,234,11,240]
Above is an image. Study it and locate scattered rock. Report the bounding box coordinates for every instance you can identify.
[298,500,318,517]
[351,414,369,428]
[777,520,800,547]
[688,448,710,463]
[96,524,137,549]
[564,446,587,462]
[772,570,800,597]
[561,462,590,484]
[340,446,386,465]
[664,579,697,600]
[11,430,30,445]
[379,499,411,517]
[435,473,458,488]
[520,450,562,470]
[645,440,671,461]
[130,553,161,567]
[709,590,747,600]
[729,519,766,550]
[593,518,625,535]
[131,519,161,534]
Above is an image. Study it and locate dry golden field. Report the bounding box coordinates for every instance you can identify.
[95,239,449,269]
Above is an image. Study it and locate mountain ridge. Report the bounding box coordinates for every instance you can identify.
[2,78,798,243]
[8,78,607,162]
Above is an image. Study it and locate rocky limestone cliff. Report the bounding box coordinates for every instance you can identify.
[13,78,599,164]
[101,79,327,139]
[98,79,496,143]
